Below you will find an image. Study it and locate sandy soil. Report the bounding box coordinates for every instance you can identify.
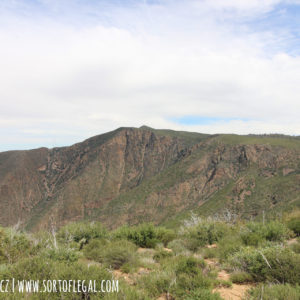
[214,269,254,300]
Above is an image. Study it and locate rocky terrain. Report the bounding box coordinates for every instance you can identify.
[0,126,299,230]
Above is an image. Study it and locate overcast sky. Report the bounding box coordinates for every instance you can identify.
[0,0,300,151]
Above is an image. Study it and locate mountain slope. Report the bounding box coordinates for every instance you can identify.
[0,127,299,230]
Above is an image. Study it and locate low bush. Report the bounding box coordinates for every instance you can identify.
[175,256,206,276]
[0,228,35,264]
[171,256,213,297]
[153,249,173,262]
[174,272,213,298]
[183,289,222,300]
[230,271,254,283]
[182,220,231,251]
[57,261,112,299]
[0,256,112,299]
[103,283,151,300]
[241,232,264,246]
[290,241,300,254]
[241,221,291,246]
[112,223,174,248]
[57,221,107,246]
[228,245,300,284]
[42,247,80,263]
[216,234,243,262]
[202,247,217,259]
[84,238,138,270]
[83,238,108,261]
[264,221,291,242]
[215,279,232,288]
[102,240,137,269]
[138,270,175,298]
[167,239,190,255]
[287,218,300,236]
[155,227,176,246]
[0,256,54,281]
[248,284,300,300]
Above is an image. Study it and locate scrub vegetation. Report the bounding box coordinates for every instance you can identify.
[0,210,299,299]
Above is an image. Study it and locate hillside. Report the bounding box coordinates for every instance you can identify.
[0,126,299,230]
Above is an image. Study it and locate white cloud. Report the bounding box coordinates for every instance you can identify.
[0,0,299,151]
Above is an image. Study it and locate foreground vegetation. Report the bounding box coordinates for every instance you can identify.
[0,211,299,299]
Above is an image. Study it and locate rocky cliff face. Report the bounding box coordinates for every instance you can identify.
[0,127,299,230]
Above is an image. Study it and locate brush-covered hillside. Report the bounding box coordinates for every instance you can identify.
[0,126,299,230]
[0,211,299,299]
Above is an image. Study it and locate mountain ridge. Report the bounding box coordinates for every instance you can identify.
[0,126,299,230]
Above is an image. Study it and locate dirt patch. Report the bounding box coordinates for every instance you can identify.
[214,269,254,299]
[137,247,155,254]
[287,238,298,246]
[157,293,174,300]
[214,284,253,300]
[217,270,231,281]
[137,267,151,275]
[204,258,218,267]
[163,247,173,252]
[206,243,217,248]
[113,270,135,285]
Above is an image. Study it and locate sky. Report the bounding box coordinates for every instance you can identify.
[0,0,300,151]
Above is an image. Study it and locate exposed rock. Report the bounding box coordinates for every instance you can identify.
[0,127,299,230]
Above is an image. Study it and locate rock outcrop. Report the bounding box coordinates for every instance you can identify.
[0,127,299,230]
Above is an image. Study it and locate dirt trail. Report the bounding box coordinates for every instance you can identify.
[214,269,253,300]
[215,283,253,300]
[287,238,298,245]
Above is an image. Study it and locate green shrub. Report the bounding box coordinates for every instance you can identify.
[241,221,291,246]
[183,289,222,300]
[167,239,189,255]
[138,270,175,298]
[155,227,176,246]
[214,279,232,288]
[248,284,300,300]
[146,255,215,298]
[173,272,213,298]
[58,221,107,246]
[84,238,137,269]
[228,246,300,284]
[56,261,112,299]
[103,245,135,269]
[0,257,112,299]
[290,241,300,254]
[216,234,243,262]
[0,256,54,280]
[182,220,231,251]
[175,256,206,276]
[0,229,35,264]
[120,261,138,273]
[230,271,254,283]
[287,218,300,236]
[103,283,150,300]
[153,249,173,262]
[171,256,213,297]
[42,247,80,263]
[202,247,217,259]
[241,232,264,246]
[112,223,173,248]
[184,236,202,252]
[83,238,108,261]
[264,221,291,242]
